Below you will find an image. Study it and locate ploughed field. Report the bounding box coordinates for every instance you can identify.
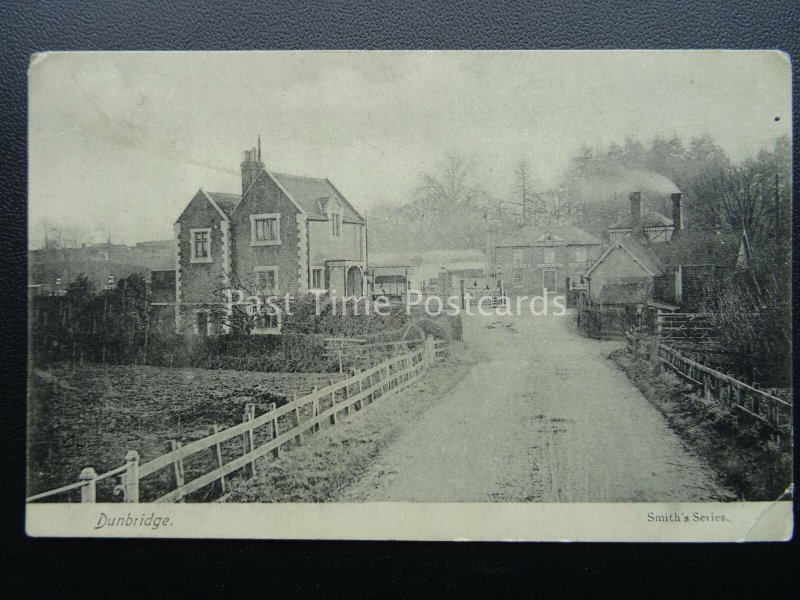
[28,363,344,501]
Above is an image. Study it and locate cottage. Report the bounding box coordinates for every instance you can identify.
[494,224,604,298]
[583,190,744,313]
[172,141,367,335]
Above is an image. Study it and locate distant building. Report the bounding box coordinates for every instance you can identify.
[494,224,604,297]
[29,238,176,291]
[583,191,744,313]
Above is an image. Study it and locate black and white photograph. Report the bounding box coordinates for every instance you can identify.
[25,51,792,540]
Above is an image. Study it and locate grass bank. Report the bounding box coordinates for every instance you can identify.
[611,349,792,501]
[224,343,476,502]
[28,364,344,499]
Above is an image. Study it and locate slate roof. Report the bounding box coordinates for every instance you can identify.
[651,229,741,269]
[609,210,673,230]
[498,224,603,247]
[204,171,365,225]
[619,237,663,276]
[583,237,663,279]
[271,172,364,224]
[206,192,241,218]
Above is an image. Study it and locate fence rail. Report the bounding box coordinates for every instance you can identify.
[625,332,791,443]
[27,335,442,504]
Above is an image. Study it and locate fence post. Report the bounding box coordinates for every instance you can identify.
[425,335,435,368]
[124,450,140,503]
[329,379,337,425]
[292,394,303,445]
[79,467,97,503]
[355,369,363,410]
[310,386,320,432]
[169,440,185,498]
[751,384,760,416]
[245,403,256,477]
[269,402,280,458]
[212,424,226,493]
[344,372,353,415]
[648,338,660,374]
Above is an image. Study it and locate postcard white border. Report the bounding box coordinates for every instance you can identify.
[26,502,792,542]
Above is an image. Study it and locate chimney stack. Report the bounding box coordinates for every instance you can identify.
[629,191,642,229]
[671,192,683,231]
[241,141,265,195]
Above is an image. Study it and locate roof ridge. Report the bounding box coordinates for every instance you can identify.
[270,170,327,181]
[207,191,241,198]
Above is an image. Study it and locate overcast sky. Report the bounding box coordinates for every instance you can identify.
[29,51,790,246]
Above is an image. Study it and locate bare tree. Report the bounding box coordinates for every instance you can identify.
[513,160,532,222]
[692,160,773,242]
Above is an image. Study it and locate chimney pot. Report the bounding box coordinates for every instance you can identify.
[629,191,642,229]
[671,192,683,230]
[241,143,265,195]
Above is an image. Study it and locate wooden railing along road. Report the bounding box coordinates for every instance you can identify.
[27,336,448,504]
[626,332,791,444]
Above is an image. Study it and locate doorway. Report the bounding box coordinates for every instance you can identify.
[543,269,557,293]
[346,266,363,296]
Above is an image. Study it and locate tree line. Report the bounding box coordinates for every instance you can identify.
[368,134,790,254]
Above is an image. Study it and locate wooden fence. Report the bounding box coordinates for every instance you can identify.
[625,332,791,444]
[577,304,636,340]
[27,335,447,504]
[656,312,715,340]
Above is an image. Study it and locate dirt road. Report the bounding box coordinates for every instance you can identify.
[342,309,734,502]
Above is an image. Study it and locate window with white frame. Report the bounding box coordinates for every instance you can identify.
[254,266,278,294]
[311,267,323,289]
[190,228,212,263]
[331,213,341,237]
[543,248,555,264]
[512,249,524,264]
[250,213,281,246]
[512,273,523,287]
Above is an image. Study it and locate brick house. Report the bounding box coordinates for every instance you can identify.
[172,142,366,335]
[493,224,604,298]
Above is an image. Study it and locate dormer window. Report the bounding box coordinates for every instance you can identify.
[250,213,281,246]
[331,212,341,237]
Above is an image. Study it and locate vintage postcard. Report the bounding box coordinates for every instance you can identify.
[26,50,792,541]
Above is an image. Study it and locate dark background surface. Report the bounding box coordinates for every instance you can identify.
[1,0,797,596]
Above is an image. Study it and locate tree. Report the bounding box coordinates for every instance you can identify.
[512,159,538,222]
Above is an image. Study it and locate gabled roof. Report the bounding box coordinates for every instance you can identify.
[175,189,230,223]
[498,224,603,247]
[318,194,342,214]
[651,229,741,269]
[186,170,365,225]
[584,238,663,278]
[205,192,240,218]
[609,210,673,230]
[271,172,364,224]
